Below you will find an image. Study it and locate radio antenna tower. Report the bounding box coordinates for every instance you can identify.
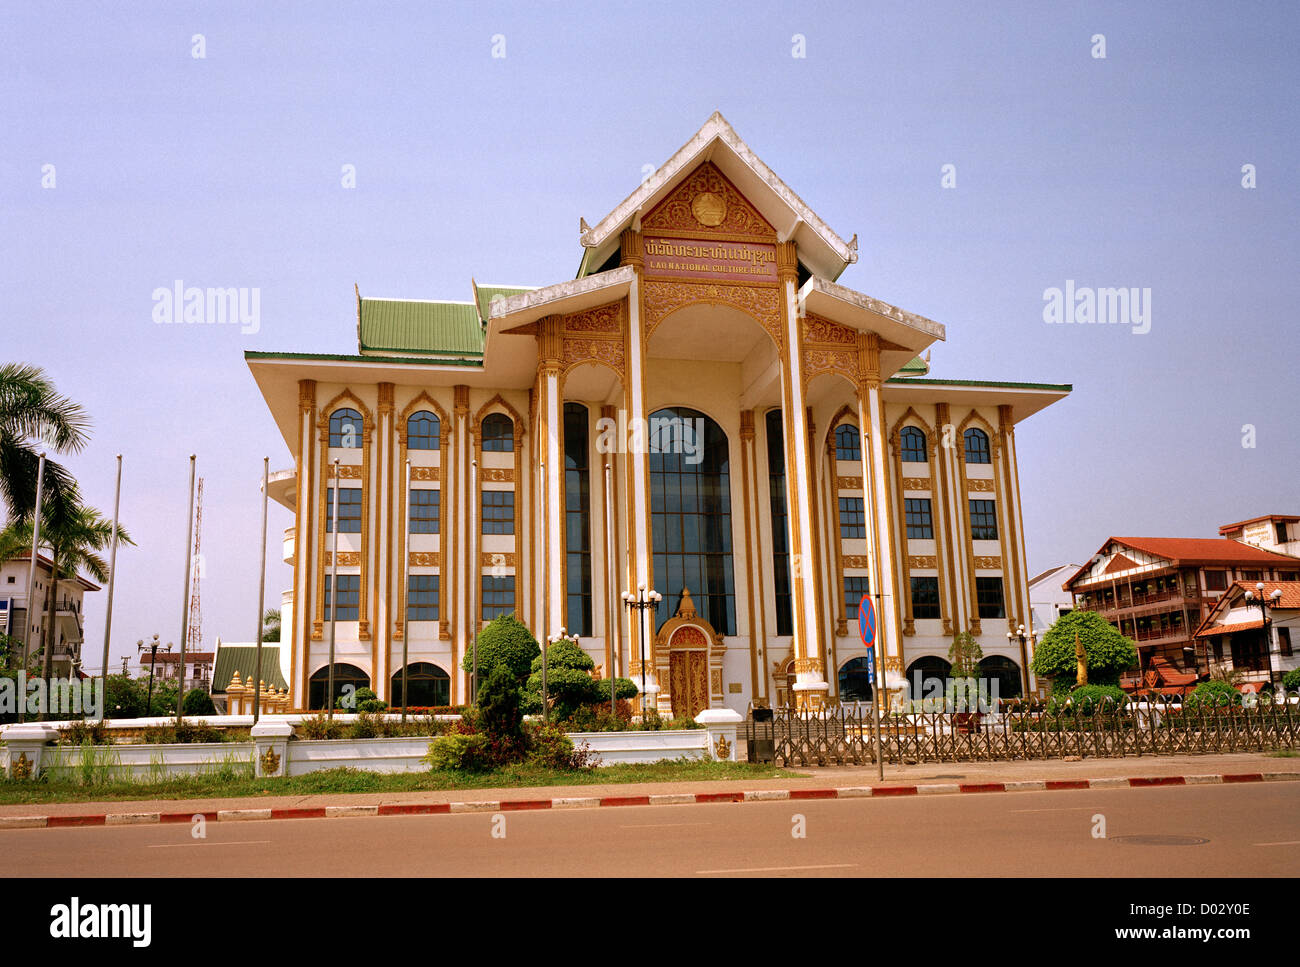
[186,477,204,655]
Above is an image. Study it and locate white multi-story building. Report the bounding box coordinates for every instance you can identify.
[246,113,1070,713]
[0,553,99,676]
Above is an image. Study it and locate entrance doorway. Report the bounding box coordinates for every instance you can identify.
[669,648,709,718]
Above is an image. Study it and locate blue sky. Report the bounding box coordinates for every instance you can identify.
[3,1,1297,672]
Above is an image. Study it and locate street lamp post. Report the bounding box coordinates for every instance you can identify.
[136,635,167,715]
[1244,583,1284,692]
[621,586,661,722]
[1005,623,1030,700]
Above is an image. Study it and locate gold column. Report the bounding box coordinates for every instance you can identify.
[375,382,394,693]
[451,385,469,701]
[294,379,316,707]
[739,410,764,703]
[935,402,963,633]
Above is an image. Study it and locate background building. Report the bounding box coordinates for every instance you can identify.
[0,553,99,677]
[1065,530,1300,677]
[1194,580,1299,688]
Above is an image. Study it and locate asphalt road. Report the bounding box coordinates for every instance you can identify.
[3,783,1297,877]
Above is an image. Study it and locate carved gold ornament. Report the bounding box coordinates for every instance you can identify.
[691,191,727,227]
[260,747,281,776]
[12,752,32,780]
[714,735,732,760]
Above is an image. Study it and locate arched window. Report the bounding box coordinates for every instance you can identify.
[834,423,861,462]
[766,409,793,636]
[963,427,991,464]
[482,413,514,451]
[978,656,1022,699]
[900,426,927,463]
[650,407,735,636]
[329,408,363,448]
[390,662,450,709]
[838,657,874,702]
[564,403,592,636]
[308,663,370,710]
[406,411,440,450]
[906,655,951,702]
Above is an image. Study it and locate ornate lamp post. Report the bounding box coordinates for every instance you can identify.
[136,634,168,715]
[621,586,661,721]
[1244,583,1284,691]
[1005,623,1030,700]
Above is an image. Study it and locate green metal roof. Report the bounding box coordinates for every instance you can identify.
[897,356,928,375]
[475,285,534,320]
[211,645,288,693]
[885,377,1073,392]
[359,298,485,356]
[245,350,484,368]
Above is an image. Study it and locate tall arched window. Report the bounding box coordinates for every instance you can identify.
[766,409,793,637]
[329,408,363,448]
[308,663,370,710]
[407,411,440,450]
[650,407,735,635]
[390,662,450,708]
[900,426,927,463]
[906,655,951,701]
[978,656,1022,699]
[834,423,861,462]
[564,403,592,636]
[963,427,991,464]
[482,413,514,451]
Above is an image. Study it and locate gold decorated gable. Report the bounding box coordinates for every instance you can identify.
[641,162,776,240]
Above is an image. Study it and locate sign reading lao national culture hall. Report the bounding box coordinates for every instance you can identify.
[643,236,778,283]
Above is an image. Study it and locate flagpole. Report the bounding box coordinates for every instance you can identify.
[400,459,411,722]
[99,455,122,722]
[252,457,269,724]
[20,453,46,723]
[176,455,196,728]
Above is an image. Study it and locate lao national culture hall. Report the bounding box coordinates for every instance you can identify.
[245,113,1070,715]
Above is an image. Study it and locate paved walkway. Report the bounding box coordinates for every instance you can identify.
[3,751,1295,819]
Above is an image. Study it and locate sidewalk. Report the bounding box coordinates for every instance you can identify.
[2,752,1296,823]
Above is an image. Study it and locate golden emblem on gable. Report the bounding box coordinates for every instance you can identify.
[691,191,726,227]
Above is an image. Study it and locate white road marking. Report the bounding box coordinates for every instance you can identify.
[1009,806,1101,813]
[620,822,713,829]
[696,863,857,874]
[147,840,272,848]
[1253,840,1300,846]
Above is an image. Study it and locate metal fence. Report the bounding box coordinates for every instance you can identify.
[749,694,1300,766]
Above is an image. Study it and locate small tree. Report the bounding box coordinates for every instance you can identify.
[104,674,146,718]
[1031,610,1137,691]
[524,638,638,721]
[182,688,216,716]
[462,613,540,690]
[948,631,983,679]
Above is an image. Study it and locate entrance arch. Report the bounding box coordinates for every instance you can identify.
[309,663,370,710]
[653,589,723,718]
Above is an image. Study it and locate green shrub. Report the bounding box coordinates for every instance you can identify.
[1031,611,1138,686]
[525,639,620,720]
[346,710,387,739]
[1185,680,1242,708]
[103,674,146,719]
[296,711,345,740]
[58,721,110,745]
[476,665,528,764]
[182,688,217,716]
[425,733,491,771]
[1282,669,1300,692]
[1053,684,1128,714]
[526,723,597,770]
[462,613,540,688]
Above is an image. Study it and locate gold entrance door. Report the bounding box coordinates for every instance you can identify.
[669,649,709,719]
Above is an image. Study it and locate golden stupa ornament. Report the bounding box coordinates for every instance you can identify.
[691,191,726,227]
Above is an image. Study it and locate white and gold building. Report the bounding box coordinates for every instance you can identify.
[246,113,1070,713]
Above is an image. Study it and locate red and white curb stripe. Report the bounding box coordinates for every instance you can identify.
[1,771,1295,831]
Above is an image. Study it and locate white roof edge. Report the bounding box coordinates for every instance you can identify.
[580,112,856,268]
[489,265,636,320]
[802,277,948,342]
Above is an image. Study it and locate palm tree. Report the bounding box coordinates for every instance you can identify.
[262,608,281,642]
[0,498,132,705]
[0,363,90,522]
